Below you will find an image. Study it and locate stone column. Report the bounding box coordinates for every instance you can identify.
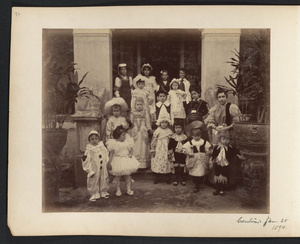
[201,29,241,108]
[72,29,112,152]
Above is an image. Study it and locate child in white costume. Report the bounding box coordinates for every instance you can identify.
[107,126,140,196]
[130,97,152,169]
[131,78,153,117]
[183,121,212,193]
[82,130,109,202]
[168,79,187,125]
[104,97,128,140]
[150,114,173,184]
[133,63,157,119]
[171,68,191,104]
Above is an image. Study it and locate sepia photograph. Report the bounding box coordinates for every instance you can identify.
[8,6,299,237]
[42,28,270,214]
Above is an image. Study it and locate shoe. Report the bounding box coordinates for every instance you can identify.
[173,181,178,186]
[89,195,97,202]
[115,189,122,197]
[166,179,171,184]
[127,189,134,196]
[219,191,224,196]
[213,190,220,196]
[101,192,109,198]
[181,181,186,186]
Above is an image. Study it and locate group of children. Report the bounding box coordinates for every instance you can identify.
[81,63,243,202]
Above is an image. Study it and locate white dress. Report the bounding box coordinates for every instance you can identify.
[131,88,153,116]
[168,89,186,124]
[106,116,127,139]
[151,127,173,174]
[133,74,157,116]
[130,110,151,169]
[171,78,191,104]
[82,142,109,196]
[183,139,211,177]
[106,137,140,176]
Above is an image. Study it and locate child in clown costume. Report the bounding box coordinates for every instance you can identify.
[82,130,110,201]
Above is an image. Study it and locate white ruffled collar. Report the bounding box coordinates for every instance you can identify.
[191,138,205,146]
[156,101,170,107]
[86,142,106,152]
[171,133,187,141]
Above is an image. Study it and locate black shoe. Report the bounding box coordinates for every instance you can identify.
[219,191,225,196]
[173,181,178,186]
[213,190,220,196]
[181,181,186,186]
[166,179,171,184]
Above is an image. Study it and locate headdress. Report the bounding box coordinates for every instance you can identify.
[173,118,185,127]
[118,63,127,69]
[104,97,128,115]
[88,130,100,140]
[170,79,180,89]
[156,113,172,126]
[141,63,153,72]
[185,121,207,137]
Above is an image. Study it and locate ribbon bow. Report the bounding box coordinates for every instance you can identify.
[216,144,229,167]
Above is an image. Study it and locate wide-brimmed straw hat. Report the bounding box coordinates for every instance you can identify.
[185,121,207,137]
[104,97,128,115]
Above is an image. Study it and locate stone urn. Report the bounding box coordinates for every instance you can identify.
[233,122,270,208]
[42,128,68,204]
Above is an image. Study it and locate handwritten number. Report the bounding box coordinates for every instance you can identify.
[15,12,20,17]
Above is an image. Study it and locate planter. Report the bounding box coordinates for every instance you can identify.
[233,122,270,208]
[42,128,68,205]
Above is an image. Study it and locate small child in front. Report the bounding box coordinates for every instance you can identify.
[210,130,243,196]
[150,114,173,184]
[183,121,212,193]
[82,130,109,201]
[106,125,140,196]
[168,118,188,186]
[104,97,128,140]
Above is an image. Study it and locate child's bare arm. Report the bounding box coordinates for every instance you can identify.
[107,150,114,171]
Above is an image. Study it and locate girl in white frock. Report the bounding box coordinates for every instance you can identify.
[107,126,140,196]
[168,79,187,125]
[133,63,157,120]
[130,97,152,169]
[150,114,173,184]
[82,130,109,201]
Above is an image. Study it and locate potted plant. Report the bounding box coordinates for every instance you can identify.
[43,57,100,202]
[223,31,270,208]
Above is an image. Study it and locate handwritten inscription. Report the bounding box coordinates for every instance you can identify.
[236,216,288,233]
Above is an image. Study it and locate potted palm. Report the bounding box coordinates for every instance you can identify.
[223,31,270,207]
[43,59,100,202]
